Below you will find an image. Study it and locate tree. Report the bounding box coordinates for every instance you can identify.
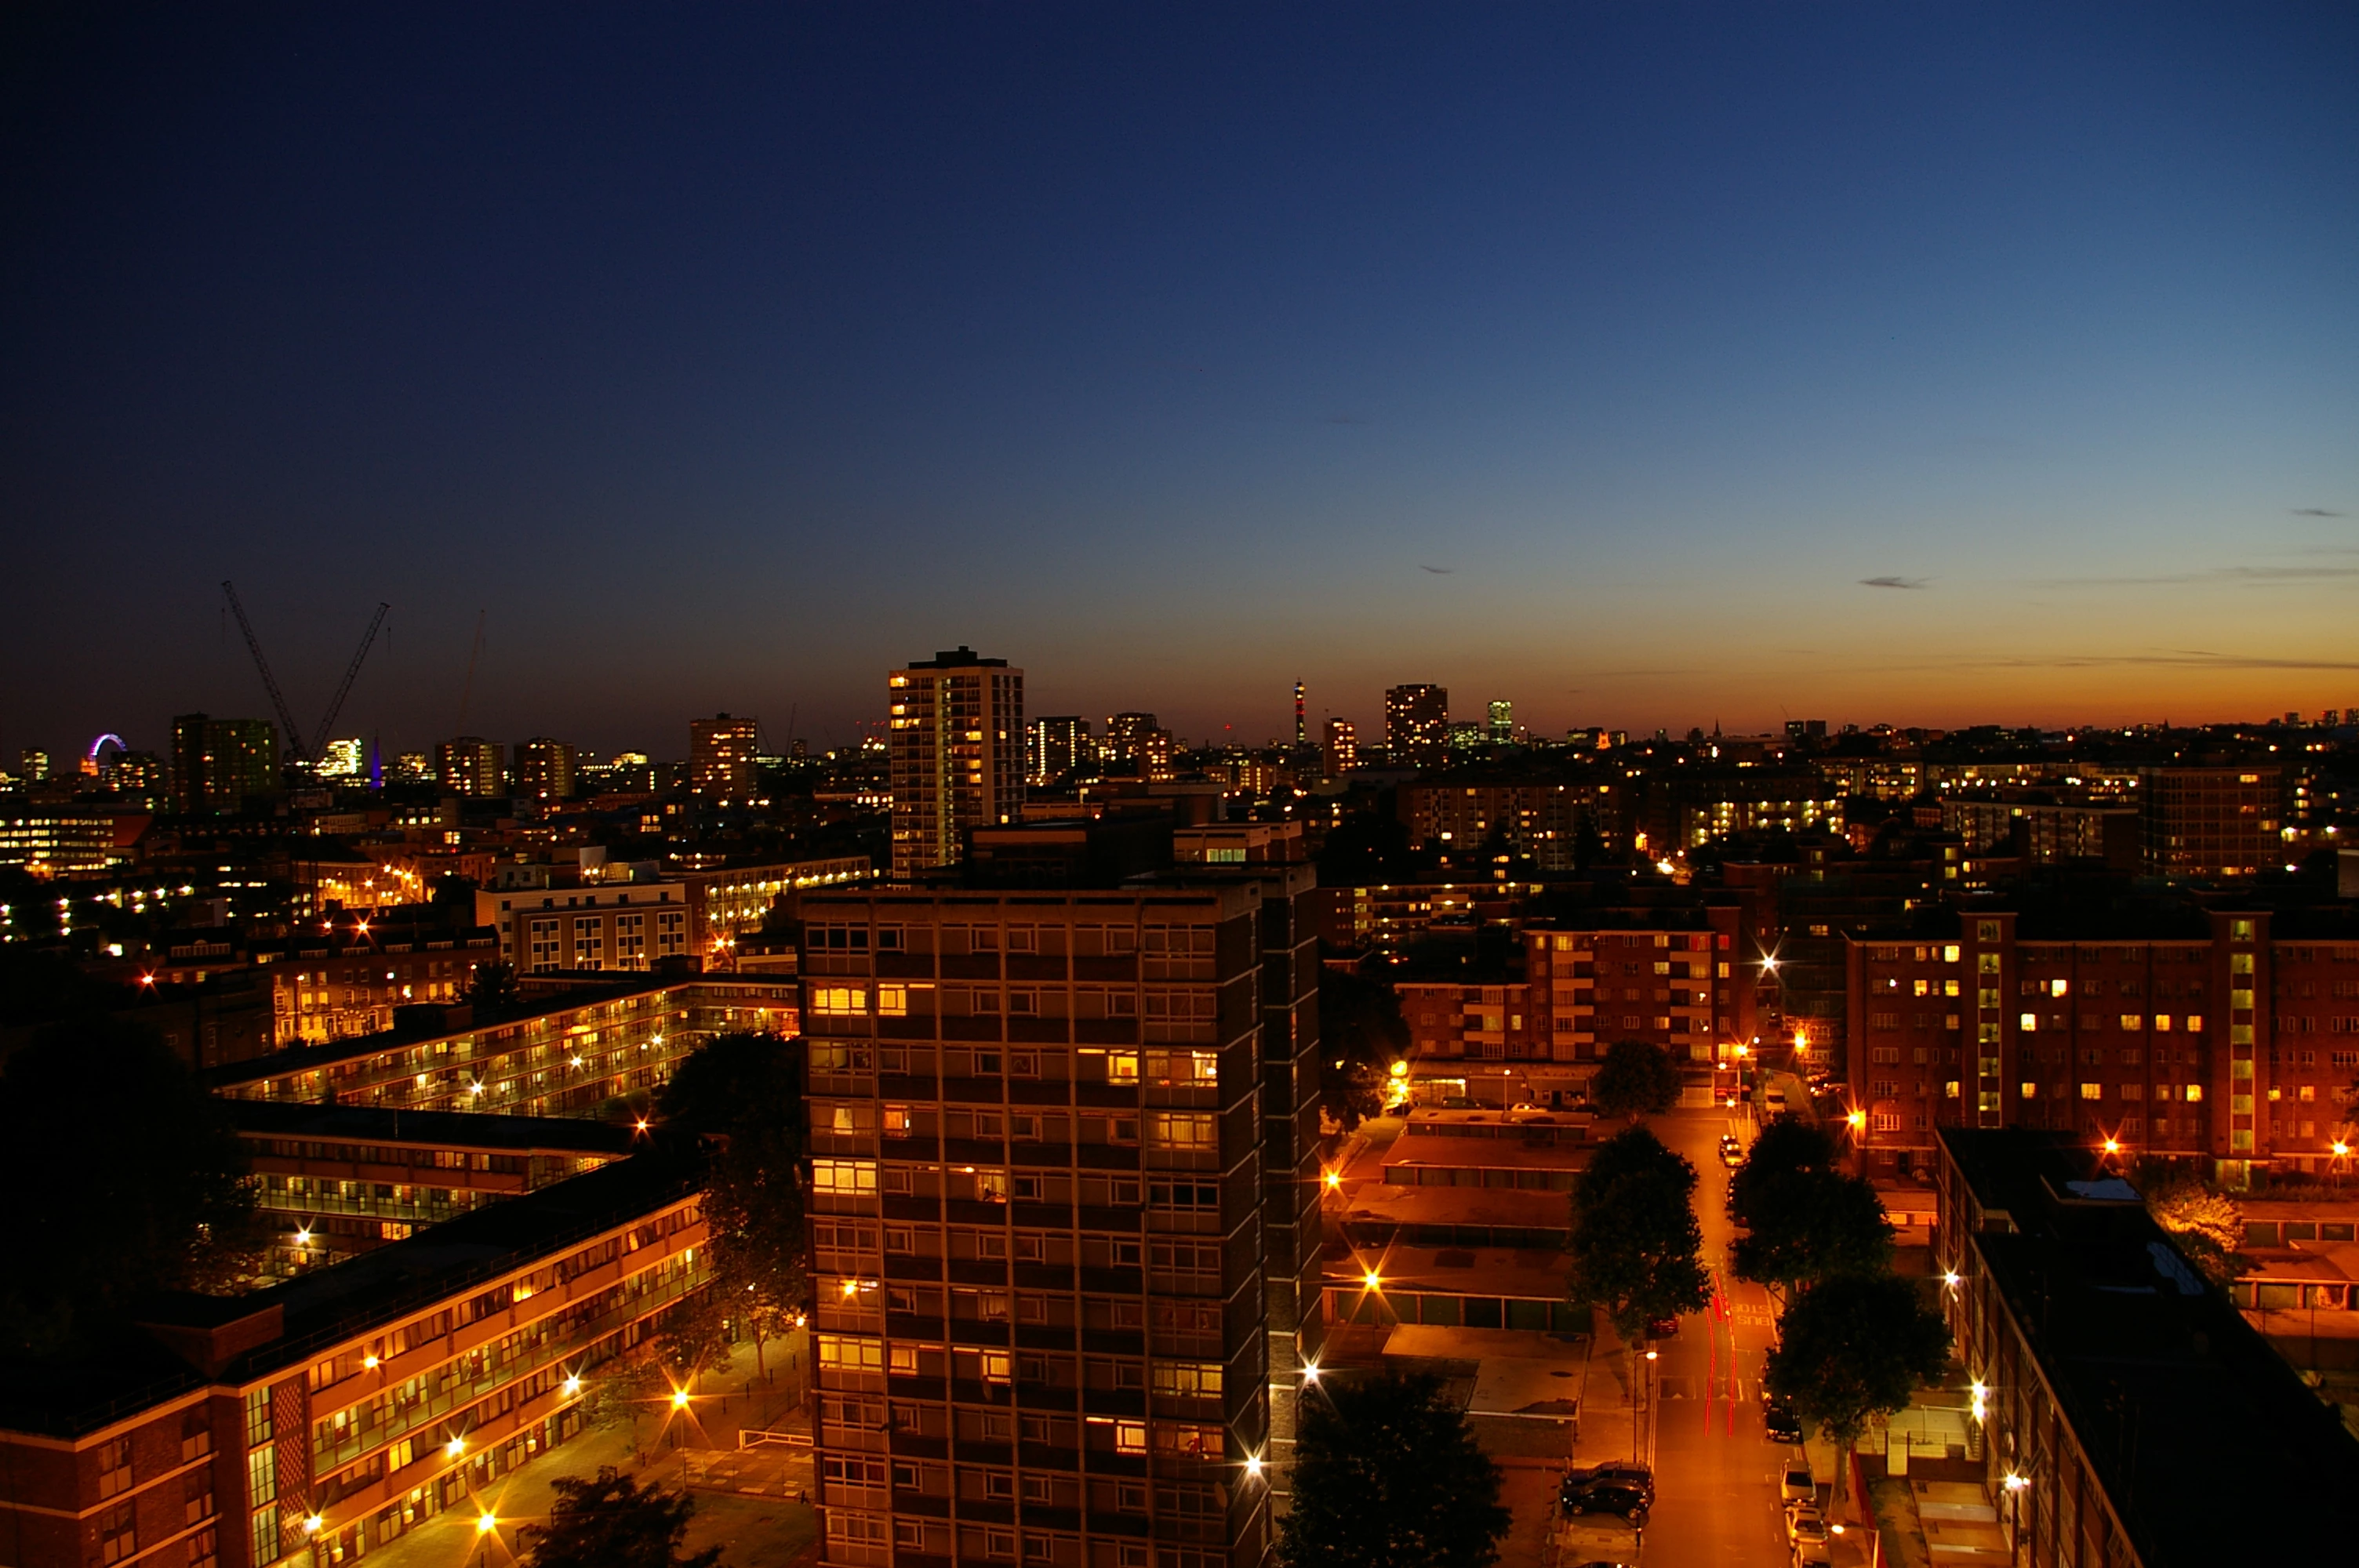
[523,1467,718,1568]
[1726,1114,1840,1228]
[1763,1274,1951,1497]
[1589,1039,1681,1122]
[658,1033,809,1374]
[1728,1117,1892,1301]
[1566,1126,1710,1343]
[0,1018,260,1353]
[1730,1167,1892,1302]
[1318,966,1408,1132]
[467,958,518,1012]
[2139,1166,2246,1287]
[1277,1370,1511,1568]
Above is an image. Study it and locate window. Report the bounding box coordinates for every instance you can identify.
[1147,1112,1218,1152]
[99,1501,136,1566]
[878,985,908,1017]
[2120,1014,2143,1033]
[2185,1084,2204,1102]
[528,918,560,971]
[1105,1051,1140,1084]
[813,1159,879,1196]
[96,1435,133,1499]
[811,986,867,1016]
[819,1336,885,1372]
[2080,1083,2103,1100]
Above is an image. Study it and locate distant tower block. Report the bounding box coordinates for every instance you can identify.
[1294,681,1307,746]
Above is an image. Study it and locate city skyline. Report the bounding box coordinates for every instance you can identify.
[5,4,2356,757]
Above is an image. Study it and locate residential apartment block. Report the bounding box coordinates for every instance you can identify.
[799,884,1278,1568]
[889,650,1025,881]
[1845,909,2359,1181]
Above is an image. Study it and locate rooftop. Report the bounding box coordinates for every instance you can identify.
[1940,1128,2359,1564]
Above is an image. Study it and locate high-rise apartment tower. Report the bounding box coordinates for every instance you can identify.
[889,648,1024,880]
[1383,684,1448,771]
[691,713,761,800]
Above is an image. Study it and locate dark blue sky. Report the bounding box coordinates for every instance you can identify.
[5,3,2355,760]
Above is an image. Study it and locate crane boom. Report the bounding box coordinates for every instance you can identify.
[220,579,309,763]
[309,601,390,761]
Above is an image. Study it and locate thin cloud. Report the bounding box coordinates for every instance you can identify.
[1419,564,1454,575]
[2292,508,2345,517]
[1875,649,2359,673]
[2030,565,2359,587]
[1859,575,1928,590]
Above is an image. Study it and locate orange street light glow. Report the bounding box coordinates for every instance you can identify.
[476,1514,498,1536]
[1321,1170,1341,1190]
[672,1388,691,1410]
[1361,1269,1381,1290]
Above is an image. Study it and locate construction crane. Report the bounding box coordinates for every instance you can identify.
[220,581,391,766]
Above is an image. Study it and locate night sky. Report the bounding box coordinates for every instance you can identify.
[4,3,2355,761]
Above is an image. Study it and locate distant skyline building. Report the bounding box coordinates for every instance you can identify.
[1322,717,1357,779]
[435,735,506,797]
[315,737,365,779]
[690,712,760,799]
[1384,684,1448,770]
[1487,699,1513,743]
[170,713,279,815]
[2140,766,2282,881]
[1103,712,1175,781]
[514,736,578,802]
[1027,715,1096,787]
[889,646,1024,880]
[1294,680,1307,746]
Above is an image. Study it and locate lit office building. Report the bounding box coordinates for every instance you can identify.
[1027,717,1098,787]
[690,714,760,799]
[1321,719,1356,779]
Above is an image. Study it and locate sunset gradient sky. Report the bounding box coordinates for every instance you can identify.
[4,3,2355,759]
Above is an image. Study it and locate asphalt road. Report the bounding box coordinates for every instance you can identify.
[1625,1105,1804,1568]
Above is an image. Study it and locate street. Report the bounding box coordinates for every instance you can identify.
[1608,1106,1801,1568]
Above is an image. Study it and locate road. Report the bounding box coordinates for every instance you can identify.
[1629,1105,1799,1568]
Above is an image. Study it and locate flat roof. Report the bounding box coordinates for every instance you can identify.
[1940,1128,2359,1563]
[1381,1134,1590,1174]
[225,1100,638,1156]
[1341,1183,1572,1232]
[1330,1243,1570,1303]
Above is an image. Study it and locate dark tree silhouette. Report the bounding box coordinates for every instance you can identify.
[1764,1274,1951,1497]
[522,1468,718,1568]
[1278,1370,1511,1568]
[1728,1116,1892,1300]
[658,1032,808,1371]
[0,1018,259,1352]
[1589,1039,1681,1121]
[1318,966,1408,1131]
[1567,1125,1710,1343]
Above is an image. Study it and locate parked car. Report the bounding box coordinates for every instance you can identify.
[1788,1512,1834,1565]
[1566,1461,1660,1499]
[1763,1403,1804,1443]
[1562,1465,1655,1505]
[1562,1484,1649,1527]
[1780,1464,1816,1504]
[1719,1140,1744,1169]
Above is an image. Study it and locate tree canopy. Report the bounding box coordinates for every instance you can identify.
[1567,1125,1710,1341]
[1318,967,1408,1131]
[1277,1369,1511,1568]
[0,1018,259,1353]
[2138,1165,2246,1287]
[1589,1039,1681,1121]
[523,1467,718,1568]
[1728,1116,1892,1297]
[1763,1274,1951,1460]
[657,1032,808,1369]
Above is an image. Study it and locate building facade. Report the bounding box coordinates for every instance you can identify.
[799,886,1275,1568]
[1382,685,1448,771]
[172,716,279,816]
[434,739,505,798]
[690,713,761,800]
[1027,718,1097,788]
[1846,910,2359,1181]
[512,739,576,803]
[889,650,1025,881]
[2139,766,2283,880]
